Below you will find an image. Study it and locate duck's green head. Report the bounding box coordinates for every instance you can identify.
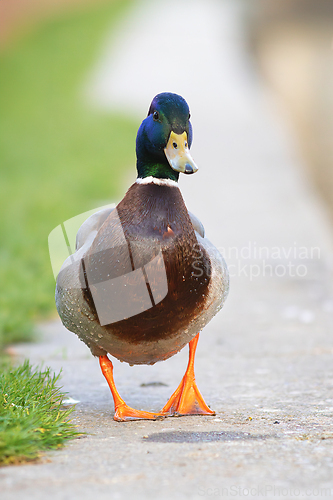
[136,92,198,182]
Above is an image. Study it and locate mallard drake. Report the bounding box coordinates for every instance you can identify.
[56,92,229,421]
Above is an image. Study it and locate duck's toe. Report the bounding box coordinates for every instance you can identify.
[114,403,165,422]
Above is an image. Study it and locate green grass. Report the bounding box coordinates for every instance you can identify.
[0,0,137,349]
[0,361,80,465]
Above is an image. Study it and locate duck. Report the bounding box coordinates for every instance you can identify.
[55,92,229,421]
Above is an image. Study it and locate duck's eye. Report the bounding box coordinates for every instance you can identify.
[153,111,159,121]
[173,142,178,149]
[185,141,187,148]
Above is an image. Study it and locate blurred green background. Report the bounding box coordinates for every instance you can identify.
[0,0,136,349]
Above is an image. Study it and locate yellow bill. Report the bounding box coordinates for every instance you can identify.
[164,131,198,174]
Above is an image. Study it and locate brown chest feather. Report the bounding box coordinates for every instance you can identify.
[81,183,211,343]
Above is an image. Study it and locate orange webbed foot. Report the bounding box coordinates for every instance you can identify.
[114,403,164,422]
[99,355,165,422]
[161,333,215,417]
[161,373,215,416]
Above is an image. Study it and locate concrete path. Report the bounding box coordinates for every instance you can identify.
[2,0,333,498]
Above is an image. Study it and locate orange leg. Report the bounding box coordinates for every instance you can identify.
[99,355,165,422]
[161,333,215,416]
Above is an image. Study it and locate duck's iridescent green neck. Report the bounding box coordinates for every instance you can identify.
[136,129,179,181]
[136,159,179,182]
